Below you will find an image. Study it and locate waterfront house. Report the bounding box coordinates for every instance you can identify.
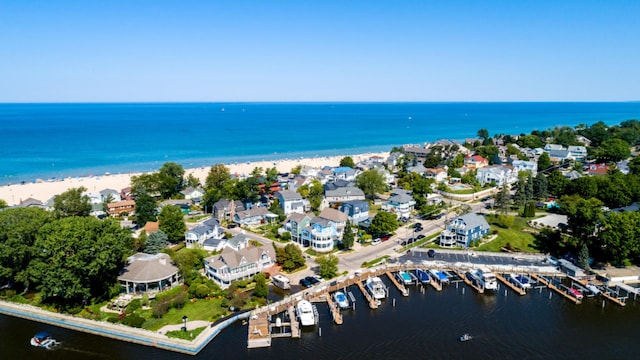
[275,189,310,215]
[381,189,416,219]
[118,252,182,295]
[107,200,136,216]
[301,216,339,253]
[100,188,122,203]
[233,207,277,226]
[212,198,245,221]
[331,167,358,181]
[464,155,489,169]
[15,197,44,208]
[340,200,370,224]
[184,217,224,248]
[280,213,313,245]
[204,245,274,289]
[402,145,431,160]
[439,213,490,248]
[324,186,365,204]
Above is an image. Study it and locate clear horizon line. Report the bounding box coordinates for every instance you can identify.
[1,100,639,105]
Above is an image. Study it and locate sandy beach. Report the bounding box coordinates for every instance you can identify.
[0,152,389,206]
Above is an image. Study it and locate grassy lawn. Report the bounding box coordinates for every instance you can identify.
[477,215,539,253]
[166,326,206,340]
[362,255,390,268]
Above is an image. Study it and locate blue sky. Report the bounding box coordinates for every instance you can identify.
[1,1,639,102]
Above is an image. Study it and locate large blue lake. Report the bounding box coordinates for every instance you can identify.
[1,102,640,184]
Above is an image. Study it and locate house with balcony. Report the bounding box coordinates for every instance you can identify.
[212,198,245,222]
[203,245,274,289]
[464,155,489,169]
[118,253,182,295]
[510,160,538,175]
[184,217,224,248]
[381,189,416,219]
[107,200,136,216]
[425,168,448,183]
[280,213,313,245]
[324,186,365,204]
[439,213,490,248]
[476,165,517,186]
[233,207,277,226]
[340,200,370,224]
[275,189,310,215]
[301,217,338,253]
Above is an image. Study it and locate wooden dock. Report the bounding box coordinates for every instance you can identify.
[530,274,581,304]
[247,311,271,348]
[495,273,526,295]
[356,280,379,309]
[429,276,443,291]
[600,286,627,307]
[325,294,343,324]
[454,269,484,294]
[386,271,409,296]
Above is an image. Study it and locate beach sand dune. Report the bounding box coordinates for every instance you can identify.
[0,152,389,206]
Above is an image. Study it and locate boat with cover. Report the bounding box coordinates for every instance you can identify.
[509,274,532,289]
[414,269,430,283]
[396,271,413,285]
[296,300,316,326]
[568,287,584,300]
[271,274,291,290]
[30,331,57,349]
[428,269,450,285]
[365,276,387,300]
[459,333,472,342]
[333,291,350,309]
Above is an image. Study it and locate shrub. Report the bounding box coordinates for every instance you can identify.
[107,316,119,323]
[280,231,291,241]
[195,284,210,299]
[152,300,170,318]
[122,314,145,328]
[126,299,142,314]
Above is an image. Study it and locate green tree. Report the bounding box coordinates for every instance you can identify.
[494,184,511,214]
[599,211,640,266]
[290,165,302,175]
[450,153,464,169]
[265,167,279,184]
[0,199,8,209]
[157,162,185,199]
[280,243,305,271]
[102,193,115,214]
[578,243,590,270]
[537,152,552,172]
[477,128,489,141]
[0,207,52,291]
[53,186,92,217]
[33,217,132,307]
[533,172,548,200]
[185,173,201,188]
[547,170,569,197]
[596,138,631,163]
[171,248,206,285]
[341,220,354,250]
[134,192,157,226]
[298,179,323,211]
[558,195,603,245]
[205,164,231,190]
[252,273,268,298]
[144,230,169,254]
[369,211,399,235]
[356,169,386,200]
[339,156,355,168]
[317,254,339,279]
[158,205,186,243]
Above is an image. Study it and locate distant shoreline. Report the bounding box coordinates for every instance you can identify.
[0,151,389,206]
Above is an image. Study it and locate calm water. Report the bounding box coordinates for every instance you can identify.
[1,102,640,184]
[2,279,639,359]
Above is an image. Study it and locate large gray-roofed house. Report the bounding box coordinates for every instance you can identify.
[275,189,309,215]
[118,253,182,295]
[439,213,490,248]
[204,245,274,289]
[324,186,365,203]
[184,217,223,248]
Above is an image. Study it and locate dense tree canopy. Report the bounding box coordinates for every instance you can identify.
[595,138,631,163]
[134,192,157,226]
[205,164,231,191]
[356,169,386,200]
[158,205,186,242]
[339,156,355,168]
[341,220,354,250]
[369,211,399,235]
[317,254,339,279]
[144,230,168,254]
[53,186,92,218]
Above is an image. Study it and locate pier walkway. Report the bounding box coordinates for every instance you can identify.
[385,271,409,296]
[495,273,526,295]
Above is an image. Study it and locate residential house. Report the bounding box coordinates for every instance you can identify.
[159,199,191,214]
[402,145,431,160]
[406,163,427,175]
[567,146,588,161]
[180,186,205,203]
[386,152,402,170]
[317,208,349,236]
[617,160,630,174]
[324,186,365,204]
[331,167,358,181]
[563,170,582,180]
[85,191,103,205]
[212,198,245,222]
[510,160,538,175]
[381,189,416,218]
[107,200,136,216]
[476,165,517,186]
[280,213,313,245]
[426,193,444,205]
[301,216,339,253]
[15,197,44,208]
[118,253,182,294]
[340,200,370,224]
[233,207,276,226]
[464,155,489,169]
[439,213,490,248]
[425,168,448,183]
[184,217,223,248]
[226,233,249,251]
[323,179,353,191]
[203,245,274,289]
[587,163,609,176]
[100,188,122,203]
[275,189,309,215]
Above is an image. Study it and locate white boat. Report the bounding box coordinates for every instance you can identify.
[271,274,291,290]
[296,300,315,326]
[586,283,601,295]
[30,331,57,349]
[365,276,387,300]
[509,274,532,289]
[459,333,472,342]
[471,268,498,291]
[333,291,350,309]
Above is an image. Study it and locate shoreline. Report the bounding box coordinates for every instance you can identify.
[0,151,389,206]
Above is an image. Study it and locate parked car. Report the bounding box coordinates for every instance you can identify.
[305,276,321,285]
[381,234,391,241]
[371,238,382,246]
[300,278,312,288]
[416,234,425,240]
[427,249,436,258]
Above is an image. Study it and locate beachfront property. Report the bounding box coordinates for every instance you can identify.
[100,188,122,203]
[475,165,517,186]
[118,253,182,295]
[184,217,224,248]
[280,213,313,245]
[203,245,274,289]
[439,213,490,248]
[543,144,588,162]
[106,200,136,216]
[275,189,310,215]
[324,186,365,204]
[212,198,245,221]
[180,186,205,203]
[381,189,416,219]
[330,167,358,181]
[339,200,370,224]
[233,207,277,226]
[301,208,349,252]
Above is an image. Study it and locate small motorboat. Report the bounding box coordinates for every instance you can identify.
[333,291,350,309]
[30,331,57,349]
[459,333,472,342]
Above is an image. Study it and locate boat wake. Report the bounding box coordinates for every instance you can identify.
[53,344,112,358]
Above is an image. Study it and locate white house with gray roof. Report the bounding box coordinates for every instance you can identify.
[476,165,517,186]
[184,217,224,248]
[381,189,416,218]
[324,186,365,204]
[203,245,274,289]
[439,213,490,248]
[275,189,310,215]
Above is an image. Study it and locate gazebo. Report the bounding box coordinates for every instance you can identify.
[118,253,182,295]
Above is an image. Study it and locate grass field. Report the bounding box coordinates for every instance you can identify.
[477,215,539,253]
